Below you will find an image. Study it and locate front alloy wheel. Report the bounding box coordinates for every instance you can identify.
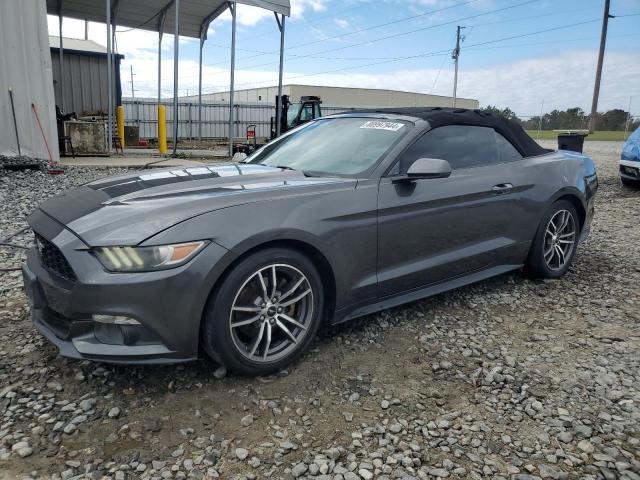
[229,264,314,363]
[202,247,323,375]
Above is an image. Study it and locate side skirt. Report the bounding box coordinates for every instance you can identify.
[333,264,523,324]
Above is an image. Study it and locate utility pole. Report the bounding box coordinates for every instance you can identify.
[624,96,633,140]
[589,0,612,132]
[84,19,88,40]
[452,26,465,108]
[537,100,544,139]
[129,65,135,98]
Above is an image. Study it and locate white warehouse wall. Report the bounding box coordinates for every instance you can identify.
[191,84,479,110]
[0,0,59,161]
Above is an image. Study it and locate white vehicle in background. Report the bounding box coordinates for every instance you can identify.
[620,127,640,187]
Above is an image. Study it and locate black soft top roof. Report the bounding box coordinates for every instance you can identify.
[347,107,549,158]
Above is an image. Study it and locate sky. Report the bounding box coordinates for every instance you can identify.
[47,0,640,118]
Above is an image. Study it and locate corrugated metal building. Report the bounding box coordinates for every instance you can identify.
[49,36,123,116]
[0,0,58,161]
[192,84,479,110]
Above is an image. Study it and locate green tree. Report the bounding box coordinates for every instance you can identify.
[481,105,521,123]
[598,109,629,131]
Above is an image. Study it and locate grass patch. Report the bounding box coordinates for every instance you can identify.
[525,130,629,141]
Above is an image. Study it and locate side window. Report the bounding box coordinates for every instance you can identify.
[399,125,500,172]
[299,103,314,122]
[495,132,523,163]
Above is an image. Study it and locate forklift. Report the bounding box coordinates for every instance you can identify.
[270,95,322,139]
[233,95,322,156]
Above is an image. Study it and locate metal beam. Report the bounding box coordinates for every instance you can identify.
[228,1,236,157]
[158,9,166,105]
[172,0,180,154]
[106,0,112,152]
[199,3,229,39]
[198,33,204,141]
[111,5,118,113]
[156,1,173,104]
[110,0,120,16]
[111,4,119,152]
[198,3,230,141]
[58,0,65,112]
[275,12,285,137]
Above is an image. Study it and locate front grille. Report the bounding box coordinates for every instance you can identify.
[35,234,77,282]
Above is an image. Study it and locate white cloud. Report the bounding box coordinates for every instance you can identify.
[334,18,350,28]
[290,0,327,19]
[189,49,637,117]
[46,16,639,115]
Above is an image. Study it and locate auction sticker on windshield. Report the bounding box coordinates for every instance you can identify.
[360,121,405,132]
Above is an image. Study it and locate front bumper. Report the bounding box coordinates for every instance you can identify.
[620,162,640,182]
[22,211,232,365]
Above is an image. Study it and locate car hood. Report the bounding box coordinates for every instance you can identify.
[34,163,353,246]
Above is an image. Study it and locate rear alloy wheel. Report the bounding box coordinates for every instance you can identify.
[542,209,577,272]
[526,200,580,279]
[202,248,323,375]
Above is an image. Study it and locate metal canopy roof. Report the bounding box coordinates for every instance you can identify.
[47,0,290,38]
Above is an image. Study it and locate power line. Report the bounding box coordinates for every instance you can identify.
[132,29,640,94]
[145,31,640,88]
[200,17,604,91]
[464,32,640,51]
[198,0,540,76]
[430,32,458,93]
[467,6,599,28]
[202,0,483,66]
[191,8,640,86]
[203,1,389,47]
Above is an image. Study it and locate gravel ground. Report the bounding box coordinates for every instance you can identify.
[0,141,638,480]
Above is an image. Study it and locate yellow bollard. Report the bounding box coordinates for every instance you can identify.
[116,105,125,148]
[157,105,167,155]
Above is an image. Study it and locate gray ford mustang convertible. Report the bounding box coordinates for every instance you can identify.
[23,107,598,374]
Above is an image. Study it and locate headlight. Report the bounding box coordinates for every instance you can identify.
[93,241,208,272]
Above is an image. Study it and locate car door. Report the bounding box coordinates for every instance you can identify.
[377,125,528,297]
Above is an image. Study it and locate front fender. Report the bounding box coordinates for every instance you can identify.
[144,185,378,315]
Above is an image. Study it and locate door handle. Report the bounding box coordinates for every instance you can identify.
[491,183,513,193]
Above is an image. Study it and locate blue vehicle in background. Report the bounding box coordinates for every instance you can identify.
[620,127,640,187]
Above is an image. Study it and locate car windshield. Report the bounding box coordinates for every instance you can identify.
[247,117,412,176]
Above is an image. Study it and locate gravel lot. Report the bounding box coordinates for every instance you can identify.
[0,141,638,480]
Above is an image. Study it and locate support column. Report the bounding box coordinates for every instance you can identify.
[106,0,112,152]
[58,3,65,112]
[111,11,117,148]
[275,13,286,137]
[228,1,236,157]
[172,0,180,155]
[158,12,166,154]
[198,33,204,141]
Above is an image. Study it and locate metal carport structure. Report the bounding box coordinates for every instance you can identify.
[46,0,290,155]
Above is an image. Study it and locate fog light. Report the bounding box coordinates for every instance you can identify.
[92,314,140,325]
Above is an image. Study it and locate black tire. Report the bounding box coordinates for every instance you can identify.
[201,247,324,376]
[621,177,640,188]
[525,200,580,279]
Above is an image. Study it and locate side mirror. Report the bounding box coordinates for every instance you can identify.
[403,158,452,180]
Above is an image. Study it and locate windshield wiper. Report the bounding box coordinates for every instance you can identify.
[273,165,315,177]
